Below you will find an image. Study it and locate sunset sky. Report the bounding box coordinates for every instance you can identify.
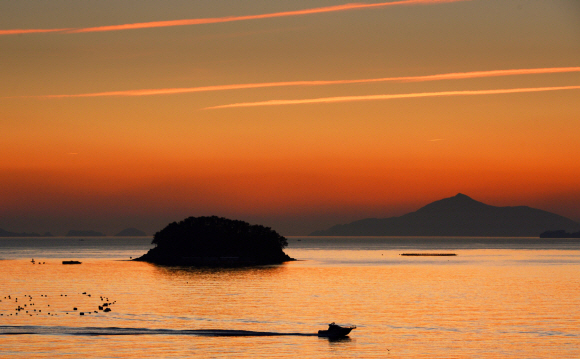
[1,0,579,235]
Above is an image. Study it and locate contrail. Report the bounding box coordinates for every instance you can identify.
[204,85,580,109]
[22,67,580,99]
[390,67,580,82]
[0,28,73,35]
[1,0,468,36]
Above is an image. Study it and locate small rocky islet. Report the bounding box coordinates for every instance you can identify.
[539,230,580,238]
[134,216,294,266]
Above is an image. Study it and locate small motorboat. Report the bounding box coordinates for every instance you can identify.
[317,322,356,338]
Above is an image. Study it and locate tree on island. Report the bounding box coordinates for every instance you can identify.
[135,216,293,266]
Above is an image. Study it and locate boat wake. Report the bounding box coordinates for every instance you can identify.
[0,325,318,337]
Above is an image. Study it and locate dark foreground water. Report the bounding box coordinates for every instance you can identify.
[1,237,579,358]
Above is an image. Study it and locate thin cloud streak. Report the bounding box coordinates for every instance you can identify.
[69,0,465,33]
[24,67,580,99]
[0,28,73,35]
[394,67,580,82]
[204,85,580,109]
[1,0,468,36]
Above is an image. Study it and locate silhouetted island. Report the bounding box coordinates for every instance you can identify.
[134,216,294,266]
[115,228,146,236]
[66,230,106,237]
[0,228,53,237]
[310,193,580,237]
[539,230,580,238]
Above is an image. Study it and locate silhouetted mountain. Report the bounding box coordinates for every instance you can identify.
[310,193,580,237]
[0,228,53,237]
[135,216,294,266]
[115,228,146,236]
[66,230,106,237]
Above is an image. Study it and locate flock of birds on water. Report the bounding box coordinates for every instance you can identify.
[1,259,117,318]
[1,293,117,317]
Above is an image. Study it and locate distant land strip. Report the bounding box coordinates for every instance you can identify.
[206,85,580,109]
[400,253,457,256]
[0,0,468,36]
[10,67,580,99]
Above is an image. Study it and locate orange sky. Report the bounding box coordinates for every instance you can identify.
[1,0,579,235]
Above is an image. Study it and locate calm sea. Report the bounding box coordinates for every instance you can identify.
[1,236,579,358]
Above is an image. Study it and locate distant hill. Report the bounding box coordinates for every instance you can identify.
[0,228,53,237]
[66,230,106,237]
[310,193,580,237]
[115,228,146,236]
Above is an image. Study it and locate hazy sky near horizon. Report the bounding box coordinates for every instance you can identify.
[1,0,579,235]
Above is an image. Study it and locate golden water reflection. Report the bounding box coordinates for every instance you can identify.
[1,249,579,358]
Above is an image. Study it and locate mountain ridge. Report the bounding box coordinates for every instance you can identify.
[310,194,580,237]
